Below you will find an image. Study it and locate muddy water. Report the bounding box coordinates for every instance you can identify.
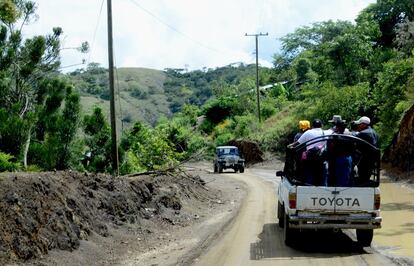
[375,178,414,258]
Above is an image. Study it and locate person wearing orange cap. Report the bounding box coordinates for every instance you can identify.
[293,120,311,142]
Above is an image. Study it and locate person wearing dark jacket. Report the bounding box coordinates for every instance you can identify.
[354,116,379,184]
[328,119,353,186]
[355,116,379,147]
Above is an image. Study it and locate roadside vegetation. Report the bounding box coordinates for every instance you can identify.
[0,0,413,175]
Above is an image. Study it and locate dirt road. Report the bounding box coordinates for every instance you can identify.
[195,165,414,266]
[16,162,414,265]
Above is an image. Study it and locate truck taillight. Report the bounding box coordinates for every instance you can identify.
[374,193,380,210]
[289,192,296,209]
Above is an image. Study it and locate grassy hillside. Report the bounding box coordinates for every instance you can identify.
[69,63,261,131]
[71,66,169,129]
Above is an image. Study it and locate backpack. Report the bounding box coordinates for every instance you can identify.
[301,130,325,160]
[302,144,325,160]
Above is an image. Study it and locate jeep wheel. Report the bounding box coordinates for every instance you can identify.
[218,165,223,173]
[239,166,244,173]
[356,229,373,247]
[214,164,218,173]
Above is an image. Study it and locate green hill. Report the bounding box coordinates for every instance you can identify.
[68,63,262,130]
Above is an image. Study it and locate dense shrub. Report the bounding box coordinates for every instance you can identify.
[304,82,374,123]
[0,152,20,172]
[124,122,181,172]
[373,58,414,149]
[203,97,238,124]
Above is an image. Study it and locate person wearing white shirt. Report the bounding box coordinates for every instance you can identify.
[295,119,327,186]
[297,119,325,150]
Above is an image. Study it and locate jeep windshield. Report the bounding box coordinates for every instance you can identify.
[217,147,239,156]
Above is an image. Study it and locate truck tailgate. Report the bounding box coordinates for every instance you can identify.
[296,186,375,212]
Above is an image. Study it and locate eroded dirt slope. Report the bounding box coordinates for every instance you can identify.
[0,169,217,265]
[383,104,414,178]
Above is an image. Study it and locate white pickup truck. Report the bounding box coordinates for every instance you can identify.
[277,134,382,247]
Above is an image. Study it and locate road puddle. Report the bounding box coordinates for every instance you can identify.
[374,178,414,258]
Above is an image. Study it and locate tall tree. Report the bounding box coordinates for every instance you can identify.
[28,78,81,170]
[357,0,414,48]
[0,1,60,166]
[83,107,113,172]
[395,18,414,56]
[0,0,84,168]
[276,20,374,86]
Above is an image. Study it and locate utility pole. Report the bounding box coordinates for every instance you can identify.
[245,32,268,123]
[107,0,119,175]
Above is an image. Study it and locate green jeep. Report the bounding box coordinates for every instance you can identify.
[214,146,245,173]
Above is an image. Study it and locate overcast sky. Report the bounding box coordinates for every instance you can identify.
[25,0,375,72]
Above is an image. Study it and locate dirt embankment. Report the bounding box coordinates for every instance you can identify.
[227,140,264,165]
[0,169,219,265]
[383,104,414,180]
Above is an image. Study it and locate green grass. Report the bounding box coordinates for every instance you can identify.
[79,68,170,134]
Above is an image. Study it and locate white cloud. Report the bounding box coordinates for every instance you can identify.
[24,0,375,72]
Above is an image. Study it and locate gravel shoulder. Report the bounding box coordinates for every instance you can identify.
[117,162,247,266]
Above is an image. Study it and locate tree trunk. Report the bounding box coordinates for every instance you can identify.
[23,127,32,169]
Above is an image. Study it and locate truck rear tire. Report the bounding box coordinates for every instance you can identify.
[239,166,244,173]
[356,229,373,247]
[283,214,295,246]
[277,202,284,228]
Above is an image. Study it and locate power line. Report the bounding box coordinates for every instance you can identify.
[87,0,105,66]
[59,62,85,70]
[128,0,224,55]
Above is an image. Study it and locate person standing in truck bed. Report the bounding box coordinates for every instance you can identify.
[294,120,310,142]
[328,119,353,186]
[354,116,379,185]
[296,119,327,186]
[355,116,379,147]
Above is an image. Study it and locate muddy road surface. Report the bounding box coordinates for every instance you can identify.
[195,163,414,266]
